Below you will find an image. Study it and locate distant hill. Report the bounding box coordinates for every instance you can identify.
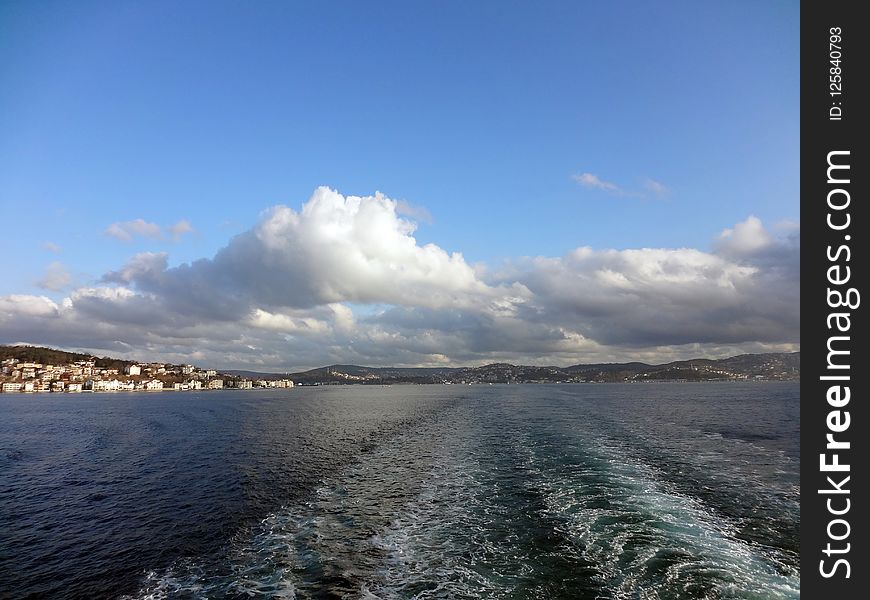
[267,352,799,384]
[4,344,799,384]
[0,345,135,371]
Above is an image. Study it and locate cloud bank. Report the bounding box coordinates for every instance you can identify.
[1,187,799,370]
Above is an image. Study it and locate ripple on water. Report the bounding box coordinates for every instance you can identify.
[1,384,800,599]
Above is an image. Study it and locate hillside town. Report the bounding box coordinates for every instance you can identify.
[0,354,294,394]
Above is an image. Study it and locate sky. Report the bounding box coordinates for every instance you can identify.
[0,0,800,370]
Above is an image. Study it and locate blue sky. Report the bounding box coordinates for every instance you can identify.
[0,1,799,369]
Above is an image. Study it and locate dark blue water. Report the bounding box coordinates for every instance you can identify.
[0,383,799,599]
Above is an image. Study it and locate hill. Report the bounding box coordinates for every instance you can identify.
[279,352,799,384]
[0,345,135,372]
[3,344,799,385]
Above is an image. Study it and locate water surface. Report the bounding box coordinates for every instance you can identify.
[0,383,799,599]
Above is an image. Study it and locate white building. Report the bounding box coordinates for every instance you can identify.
[125,364,141,376]
[206,379,224,389]
[144,379,164,391]
[88,380,114,392]
[76,361,95,376]
[67,383,83,393]
[89,379,134,391]
[256,379,294,388]
[2,382,22,393]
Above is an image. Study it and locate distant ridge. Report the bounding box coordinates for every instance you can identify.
[229,352,800,384]
[3,344,799,384]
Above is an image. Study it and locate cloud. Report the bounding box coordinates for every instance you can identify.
[168,219,194,241]
[102,252,169,285]
[247,308,331,335]
[506,237,798,348]
[773,219,800,233]
[0,188,800,370]
[0,294,59,318]
[105,219,164,242]
[573,173,670,199]
[395,200,433,224]
[643,178,669,196]
[104,218,196,243]
[105,187,505,321]
[42,242,62,254]
[36,262,73,291]
[572,172,622,193]
[715,215,773,258]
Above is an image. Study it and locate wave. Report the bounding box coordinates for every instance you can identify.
[124,394,799,600]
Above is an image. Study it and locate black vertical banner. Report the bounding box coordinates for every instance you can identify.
[802,1,867,597]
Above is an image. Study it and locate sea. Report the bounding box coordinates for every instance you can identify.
[0,383,799,599]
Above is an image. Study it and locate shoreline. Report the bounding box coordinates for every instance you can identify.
[0,378,800,396]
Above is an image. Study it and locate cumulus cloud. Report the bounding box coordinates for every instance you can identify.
[103,252,169,285]
[106,219,164,242]
[36,262,72,291]
[0,294,60,318]
[774,219,800,233]
[43,241,62,253]
[507,241,797,347]
[102,187,508,322]
[715,215,773,258]
[0,188,799,370]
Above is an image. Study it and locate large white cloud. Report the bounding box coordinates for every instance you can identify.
[0,190,799,369]
[1,295,60,318]
[506,228,798,346]
[100,188,511,323]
